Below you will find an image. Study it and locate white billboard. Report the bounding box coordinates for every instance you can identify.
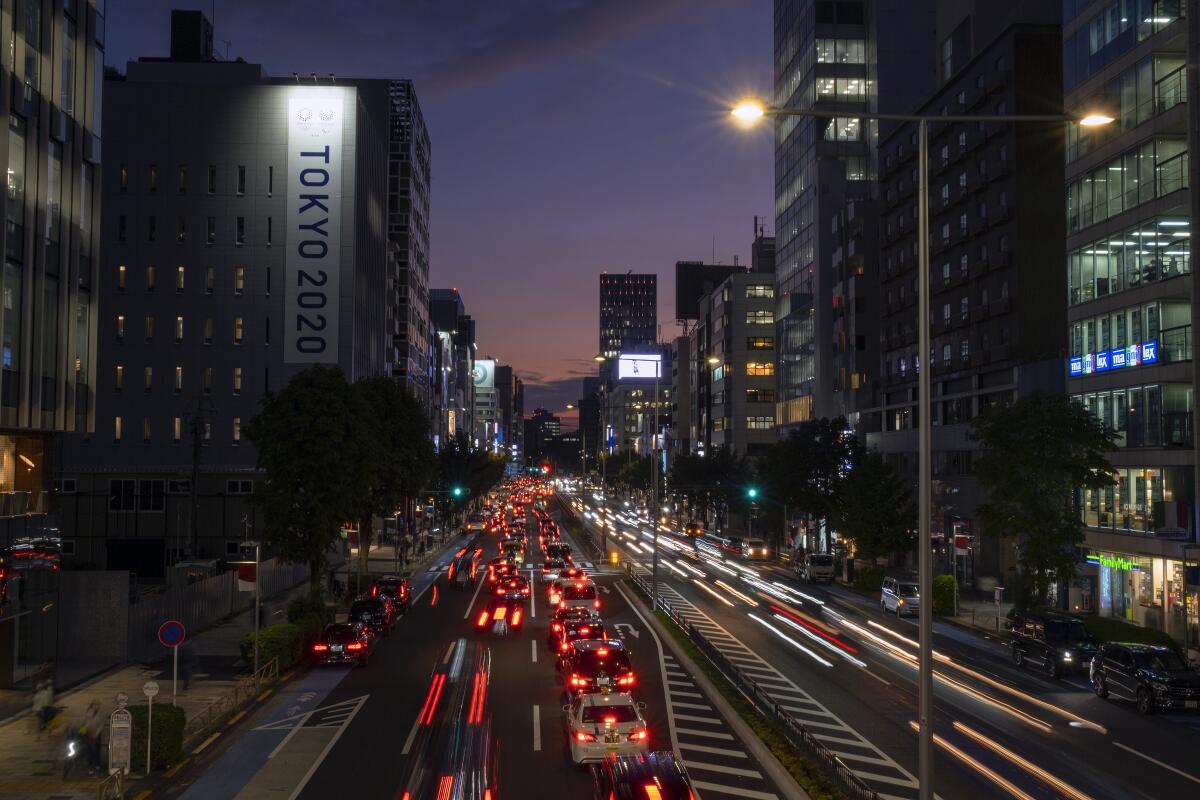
[618,353,661,380]
[472,359,496,389]
[285,88,348,363]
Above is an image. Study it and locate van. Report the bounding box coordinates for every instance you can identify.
[881,576,920,616]
[742,539,771,560]
[797,552,836,584]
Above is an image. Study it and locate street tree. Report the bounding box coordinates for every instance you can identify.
[972,392,1116,607]
[246,366,372,591]
[831,452,915,562]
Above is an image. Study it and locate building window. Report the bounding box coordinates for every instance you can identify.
[747,416,775,430]
[232,417,242,442]
[746,388,776,403]
[148,164,157,192]
[204,367,213,394]
[114,416,122,441]
[746,362,775,376]
[109,479,165,512]
[232,366,242,394]
[233,316,244,344]
[234,266,245,293]
[226,479,254,494]
[746,284,774,299]
[746,310,774,325]
[119,164,128,192]
[267,165,273,195]
[177,216,186,244]
[206,216,215,244]
[960,296,969,320]
[266,217,272,245]
[235,216,245,245]
[116,314,125,340]
[114,364,123,390]
[237,165,246,195]
[747,336,774,350]
[173,416,181,443]
[204,420,211,441]
[207,164,216,194]
[204,318,213,344]
[174,365,182,392]
[117,265,126,290]
[824,117,861,141]
[145,265,156,291]
[143,416,151,441]
[143,366,152,392]
[177,164,187,193]
[205,267,214,294]
[176,266,185,292]
[144,316,154,341]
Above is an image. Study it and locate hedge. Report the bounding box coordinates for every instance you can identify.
[932,574,958,616]
[128,702,186,772]
[853,564,885,594]
[240,622,306,670]
[287,593,333,626]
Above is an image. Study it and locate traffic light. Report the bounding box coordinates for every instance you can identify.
[746,486,759,500]
[451,485,465,498]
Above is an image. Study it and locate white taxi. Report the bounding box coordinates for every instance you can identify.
[562,692,649,765]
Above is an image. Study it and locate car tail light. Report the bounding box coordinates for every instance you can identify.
[496,587,505,596]
[574,729,597,742]
[560,642,569,652]
[628,727,648,741]
[618,674,635,687]
[570,675,586,687]
[643,784,664,800]
[371,586,378,596]
[552,623,562,632]
[313,643,329,652]
[580,627,590,635]
[594,599,601,609]
[603,715,616,726]
[512,609,523,626]
[476,610,490,628]
[347,642,363,651]
[493,606,508,621]
[598,648,608,656]
[559,601,566,609]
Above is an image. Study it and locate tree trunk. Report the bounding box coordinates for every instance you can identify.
[359,513,374,590]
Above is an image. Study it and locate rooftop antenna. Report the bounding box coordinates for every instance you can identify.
[311,71,318,83]
[293,72,299,83]
[711,235,715,263]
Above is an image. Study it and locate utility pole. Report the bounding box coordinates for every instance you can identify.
[186,396,214,559]
[651,375,660,609]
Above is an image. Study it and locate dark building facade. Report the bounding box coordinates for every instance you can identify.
[429,288,473,446]
[599,273,657,381]
[869,1,1066,584]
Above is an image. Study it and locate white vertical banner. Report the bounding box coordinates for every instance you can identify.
[285,89,346,363]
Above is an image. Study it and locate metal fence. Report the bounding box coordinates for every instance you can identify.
[127,558,308,662]
[628,568,881,800]
[183,657,279,744]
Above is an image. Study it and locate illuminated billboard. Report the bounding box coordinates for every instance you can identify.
[618,353,661,380]
[472,359,496,389]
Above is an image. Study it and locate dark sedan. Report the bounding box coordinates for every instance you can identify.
[312,623,376,666]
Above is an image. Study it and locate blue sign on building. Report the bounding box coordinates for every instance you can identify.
[1142,340,1158,364]
[1110,347,1127,369]
[1069,356,1083,376]
[1095,349,1111,371]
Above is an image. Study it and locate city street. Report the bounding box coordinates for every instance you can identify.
[159,510,788,799]
[567,490,1200,800]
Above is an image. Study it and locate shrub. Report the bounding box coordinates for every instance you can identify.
[128,703,186,772]
[932,574,958,616]
[853,564,885,594]
[240,622,304,670]
[287,593,332,625]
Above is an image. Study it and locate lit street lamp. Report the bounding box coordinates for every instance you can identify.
[731,97,1112,800]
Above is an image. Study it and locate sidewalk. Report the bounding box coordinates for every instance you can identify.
[0,579,312,800]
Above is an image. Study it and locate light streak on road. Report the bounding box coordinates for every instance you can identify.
[772,613,866,668]
[953,721,1093,800]
[675,560,707,578]
[907,721,1035,800]
[769,581,825,605]
[714,579,759,607]
[748,613,833,667]
[691,578,736,607]
[700,558,739,577]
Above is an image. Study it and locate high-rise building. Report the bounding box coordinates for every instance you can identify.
[472,357,498,450]
[429,288,474,446]
[1062,1,1195,644]
[389,80,432,409]
[524,407,561,464]
[599,273,657,380]
[773,0,935,430]
[869,0,1065,585]
[57,12,414,574]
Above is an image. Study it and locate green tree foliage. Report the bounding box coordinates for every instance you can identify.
[758,417,860,540]
[669,448,746,522]
[831,452,916,562]
[436,434,505,516]
[353,377,436,578]
[614,453,655,493]
[972,393,1116,607]
[246,366,372,589]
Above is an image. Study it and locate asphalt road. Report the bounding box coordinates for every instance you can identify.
[569,490,1200,800]
[166,504,789,799]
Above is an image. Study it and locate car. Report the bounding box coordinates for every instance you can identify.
[372,575,410,613]
[465,513,488,532]
[546,571,588,605]
[348,596,396,636]
[486,558,517,585]
[684,521,705,537]
[551,617,609,654]
[563,692,649,765]
[448,548,484,589]
[548,606,602,649]
[546,542,573,562]
[312,623,376,666]
[560,639,635,694]
[1010,610,1098,677]
[881,575,920,617]
[797,552,836,584]
[555,579,601,612]
[1090,642,1200,714]
[591,752,694,800]
[741,538,771,560]
[501,540,526,565]
[476,596,526,634]
[539,559,567,583]
[494,573,531,600]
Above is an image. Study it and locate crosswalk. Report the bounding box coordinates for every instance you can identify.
[659,650,780,800]
[650,578,922,800]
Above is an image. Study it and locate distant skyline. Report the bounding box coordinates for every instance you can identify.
[106,1,774,421]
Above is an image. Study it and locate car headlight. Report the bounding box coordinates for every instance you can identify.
[1061,651,1073,661]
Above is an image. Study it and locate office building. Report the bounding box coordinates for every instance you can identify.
[577,375,603,462]
[57,12,415,574]
[599,272,657,380]
[602,348,672,456]
[869,1,1065,583]
[773,0,935,430]
[524,407,561,464]
[473,357,498,450]
[1062,0,1196,644]
[429,288,474,446]
[495,365,523,460]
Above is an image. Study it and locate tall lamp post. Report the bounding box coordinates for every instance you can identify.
[731,99,1112,800]
[593,354,611,557]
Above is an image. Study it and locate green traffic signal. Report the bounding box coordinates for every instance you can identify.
[452,485,465,498]
[746,487,759,499]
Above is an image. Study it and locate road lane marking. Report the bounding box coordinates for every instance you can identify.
[164,757,191,778]
[226,710,247,726]
[673,712,723,724]
[463,575,486,620]
[613,580,683,756]
[400,717,421,755]
[672,701,714,710]
[531,639,538,663]
[1114,741,1200,785]
[690,780,779,800]
[286,696,367,800]
[678,742,749,758]
[192,733,220,754]
[532,704,542,751]
[676,727,735,740]
[684,761,763,779]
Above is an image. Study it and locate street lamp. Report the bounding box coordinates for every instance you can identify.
[731,97,1112,800]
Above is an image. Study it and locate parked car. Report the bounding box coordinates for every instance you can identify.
[1010,610,1098,677]
[563,692,649,765]
[590,752,694,800]
[312,623,376,666]
[880,575,920,617]
[1090,642,1200,713]
[372,575,410,614]
[348,596,396,636]
[797,552,836,584]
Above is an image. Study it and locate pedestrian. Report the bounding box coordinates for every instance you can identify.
[34,679,55,733]
[179,640,198,690]
[32,680,48,736]
[79,700,102,774]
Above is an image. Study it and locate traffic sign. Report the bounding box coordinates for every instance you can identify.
[158,620,186,647]
[108,708,132,775]
[143,680,159,699]
[116,691,129,708]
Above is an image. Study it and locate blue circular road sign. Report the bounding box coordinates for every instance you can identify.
[158,620,186,647]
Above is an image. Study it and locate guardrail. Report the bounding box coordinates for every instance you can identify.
[182,656,279,743]
[96,769,124,799]
[627,566,881,800]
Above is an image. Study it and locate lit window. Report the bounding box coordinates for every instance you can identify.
[117,314,126,339]
[233,317,244,344]
[176,266,185,291]
[746,285,774,299]
[115,364,124,390]
[232,417,242,442]
[146,265,156,291]
[232,367,242,394]
[144,316,154,340]
[143,417,151,442]
[175,315,184,342]
[205,267,215,293]
[174,366,183,392]
[143,367,152,391]
[234,266,245,293]
[204,318,213,344]
[746,310,774,325]
[117,265,126,290]
[746,362,775,376]
[173,416,182,443]
[114,416,122,441]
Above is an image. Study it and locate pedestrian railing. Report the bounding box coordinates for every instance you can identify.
[96,769,124,799]
[627,568,881,800]
[182,657,279,743]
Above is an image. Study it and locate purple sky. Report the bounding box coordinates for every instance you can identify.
[107,1,774,423]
